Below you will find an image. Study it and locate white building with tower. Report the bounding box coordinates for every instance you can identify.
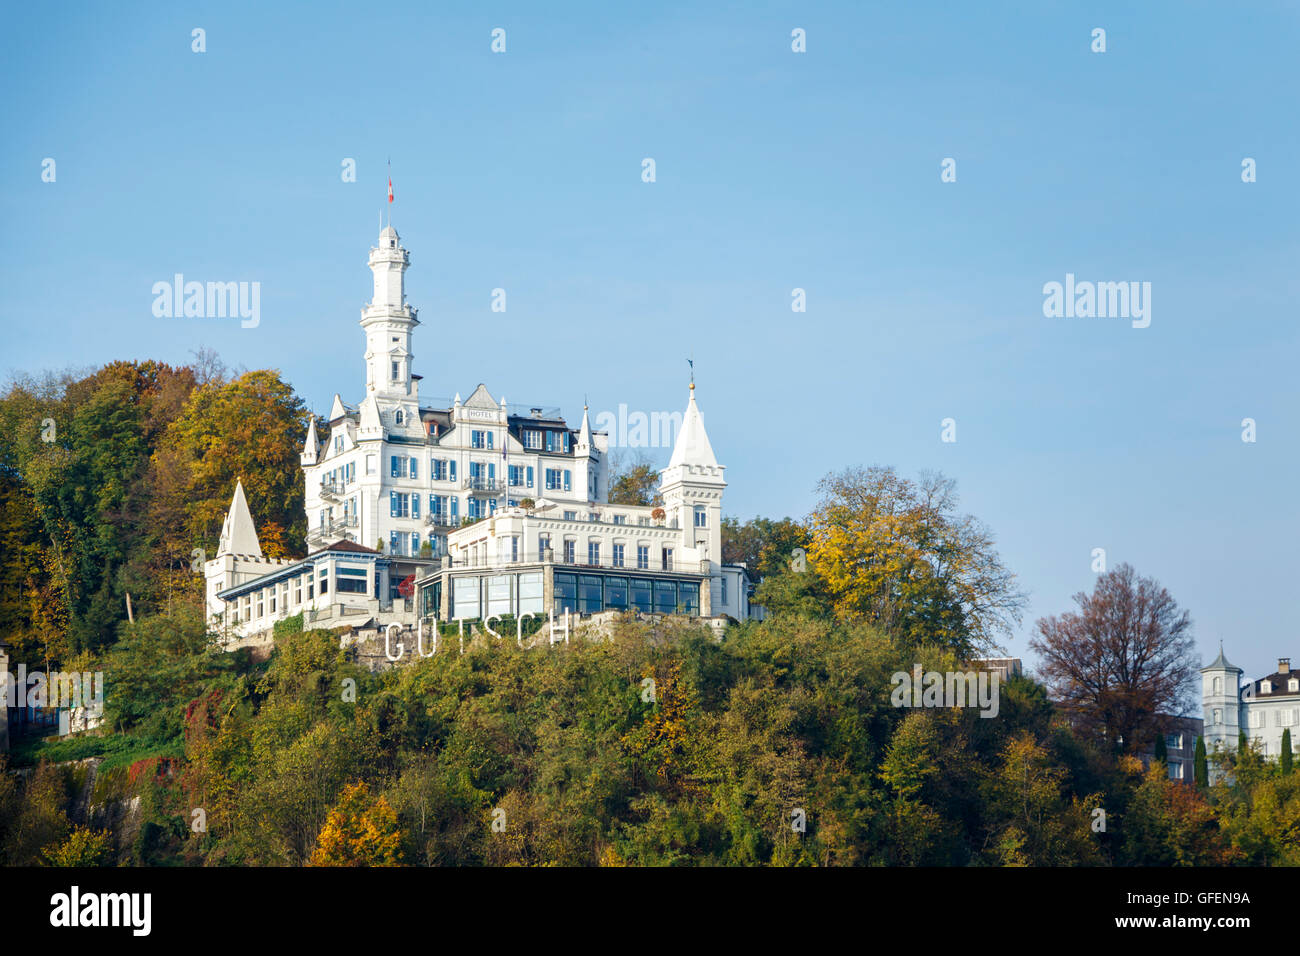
[1202,646,1300,779]
[203,219,758,643]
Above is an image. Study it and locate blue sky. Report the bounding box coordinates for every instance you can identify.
[2,1,1298,681]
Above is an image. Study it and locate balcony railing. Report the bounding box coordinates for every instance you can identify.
[443,552,692,574]
[465,476,504,493]
[307,515,358,542]
[425,513,460,528]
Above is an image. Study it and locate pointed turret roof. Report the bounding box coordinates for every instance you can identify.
[301,415,319,464]
[576,405,592,449]
[217,480,262,559]
[1203,642,1241,672]
[328,394,348,422]
[667,384,718,469]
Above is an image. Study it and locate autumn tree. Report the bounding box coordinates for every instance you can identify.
[1029,563,1197,755]
[310,782,403,866]
[157,369,309,560]
[606,450,661,507]
[803,467,1024,656]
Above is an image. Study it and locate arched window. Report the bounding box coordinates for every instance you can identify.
[395,410,404,425]
[1213,677,1222,695]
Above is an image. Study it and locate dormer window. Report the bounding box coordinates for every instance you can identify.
[1260,681,1272,694]
[395,410,404,426]
[1290,679,1299,693]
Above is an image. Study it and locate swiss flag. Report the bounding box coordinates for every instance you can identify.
[387,177,394,203]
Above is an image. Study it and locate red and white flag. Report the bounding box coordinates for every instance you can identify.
[387,177,394,203]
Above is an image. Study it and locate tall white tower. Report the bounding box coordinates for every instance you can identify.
[659,383,726,564]
[361,225,420,400]
[1202,644,1242,776]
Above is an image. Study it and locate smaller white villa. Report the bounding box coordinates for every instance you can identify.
[1202,646,1300,780]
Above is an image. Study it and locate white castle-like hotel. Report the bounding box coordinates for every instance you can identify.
[204,222,759,644]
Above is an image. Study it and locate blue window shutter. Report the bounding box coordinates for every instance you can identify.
[564,469,571,491]
[450,460,457,482]
[527,466,533,487]
[410,457,418,479]
[390,456,398,478]
[545,431,553,452]
[390,492,398,517]
[412,495,420,518]
[488,463,495,480]
[488,432,494,449]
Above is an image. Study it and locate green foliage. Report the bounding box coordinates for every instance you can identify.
[1282,729,1293,776]
[1194,736,1208,788]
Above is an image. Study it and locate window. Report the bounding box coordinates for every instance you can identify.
[564,540,575,564]
[471,429,493,449]
[612,544,625,568]
[637,516,649,527]
[524,429,542,450]
[509,464,527,487]
[636,545,649,570]
[654,580,676,614]
[1168,762,1183,780]
[390,492,411,518]
[694,506,707,528]
[588,512,599,522]
[390,456,409,478]
[395,410,404,425]
[1166,733,1182,751]
[579,575,602,614]
[269,587,277,613]
[307,575,314,599]
[366,453,376,475]
[1213,677,1222,695]
[337,566,369,594]
[588,541,600,566]
[662,547,674,571]
[630,578,653,612]
[1291,679,1299,693]
[256,590,264,617]
[554,572,577,613]
[720,576,728,606]
[613,514,626,525]
[546,468,564,491]
[334,435,343,454]
[605,576,628,610]
[1261,681,1273,694]
[392,360,400,380]
[294,577,302,605]
[1212,708,1221,725]
[432,459,446,481]
[539,534,550,560]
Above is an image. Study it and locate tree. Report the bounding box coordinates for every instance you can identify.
[805,467,1025,656]
[607,450,661,507]
[1194,736,1208,788]
[309,781,403,866]
[1282,729,1293,775]
[1029,563,1197,755]
[721,516,809,580]
[159,370,308,560]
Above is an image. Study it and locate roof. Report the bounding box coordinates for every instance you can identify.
[1202,645,1241,672]
[667,385,718,469]
[217,480,262,559]
[307,540,381,557]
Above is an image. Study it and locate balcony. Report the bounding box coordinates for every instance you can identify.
[307,515,358,543]
[465,476,504,494]
[319,481,343,502]
[425,513,460,529]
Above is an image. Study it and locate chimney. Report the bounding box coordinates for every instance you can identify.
[1279,658,1291,675]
